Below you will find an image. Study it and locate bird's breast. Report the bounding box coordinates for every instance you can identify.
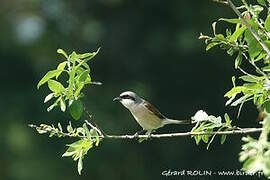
[129,105,163,131]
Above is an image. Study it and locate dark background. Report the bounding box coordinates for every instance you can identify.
[0,0,262,179]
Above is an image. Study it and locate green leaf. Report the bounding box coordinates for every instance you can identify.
[58,123,63,132]
[48,80,65,93]
[206,42,219,51]
[257,0,266,6]
[219,18,241,24]
[78,153,83,175]
[77,53,94,59]
[215,34,226,41]
[224,86,246,98]
[194,135,201,145]
[263,101,270,113]
[37,69,62,89]
[251,5,264,16]
[231,94,252,106]
[220,134,227,144]
[254,52,266,62]
[242,156,263,174]
[78,70,90,82]
[239,75,261,83]
[245,30,262,60]
[44,93,54,103]
[229,26,246,42]
[69,100,83,120]
[224,113,231,128]
[47,103,57,112]
[202,135,209,143]
[74,83,84,97]
[235,52,242,69]
[263,65,270,72]
[67,122,74,133]
[56,62,67,79]
[265,14,270,32]
[57,49,68,59]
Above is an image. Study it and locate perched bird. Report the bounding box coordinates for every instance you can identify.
[113,91,190,134]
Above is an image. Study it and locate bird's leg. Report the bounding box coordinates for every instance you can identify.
[146,130,155,139]
[134,129,147,138]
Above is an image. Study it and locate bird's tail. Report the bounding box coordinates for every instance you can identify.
[162,118,192,125]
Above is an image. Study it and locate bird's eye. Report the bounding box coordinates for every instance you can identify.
[120,95,130,99]
[120,95,135,101]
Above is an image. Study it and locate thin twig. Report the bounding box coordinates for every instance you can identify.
[213,0,270,80]
[212,0,228,5]
[28,124,86,138]
[225,0,270,58]
[242,53,268,78]
[83,106,105,136]
[238,66,259,80]
[103,127,262,139]
[72,128,262,139]
[29,124,262,139]
[85,120,104,137]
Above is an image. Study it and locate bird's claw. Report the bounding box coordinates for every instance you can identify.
[133,132,139,139]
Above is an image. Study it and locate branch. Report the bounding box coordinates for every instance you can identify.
[214,0,270,59]
[104,128,262,139]
[29,124,262,140]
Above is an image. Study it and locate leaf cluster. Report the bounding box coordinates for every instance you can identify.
[38,48,100,120]
[191,113,232,149]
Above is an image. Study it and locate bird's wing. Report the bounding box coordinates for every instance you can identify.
[143,101,166,119]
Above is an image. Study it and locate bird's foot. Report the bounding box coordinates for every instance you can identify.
[134,129,147,139]
[137,130,154,143]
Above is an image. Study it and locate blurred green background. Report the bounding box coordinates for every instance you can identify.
[0,0,262,179]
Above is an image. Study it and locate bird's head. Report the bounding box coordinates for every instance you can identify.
[113,91,142,109]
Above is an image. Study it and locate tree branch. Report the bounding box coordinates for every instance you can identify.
[213,0,270,59]
[29,123,262,140]
[104,128,262,139]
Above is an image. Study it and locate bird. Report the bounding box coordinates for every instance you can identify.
[113,91,191,135]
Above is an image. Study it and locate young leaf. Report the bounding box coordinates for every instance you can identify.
[37,69,62,89]
[224,86,246,98]
[78,153,83,175]
[44,93,55,103]
[206,42,219,51]
[257,0,266,6]
[69,100,83,120]
[239,75,260,83]
[231,94,251,106]
[48,80,65,93]
[224,113,232,128]
[202,135,209,143]
[78,70,90,82]
[56,62,67,79]
[57,49,69,59]
[221,134,227,144]
[194,135,201,145]
[235,52,242,69]
[265,14,270,32]
[245,30,262,59]
[229,26,246,42]
[60,98,66,112]
[47,103,57,112]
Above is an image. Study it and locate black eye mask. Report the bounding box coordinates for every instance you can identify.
[120,95,135,101]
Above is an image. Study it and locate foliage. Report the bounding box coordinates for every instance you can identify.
[200,0,270,177]
[38,48,100,119]
[30,0,270,178]
[191,112,232,149]
[35,48,102,175]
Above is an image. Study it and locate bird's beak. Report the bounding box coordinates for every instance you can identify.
[113,97,121,102]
